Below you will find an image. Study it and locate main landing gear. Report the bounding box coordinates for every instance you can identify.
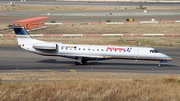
[75,61,87,65]
[75,57,87,65]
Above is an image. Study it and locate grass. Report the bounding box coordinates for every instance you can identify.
[2,23,180,35]
[0,22,180,34]
[1,4,180,11]
[0,72,180,101]
[27,23,180,34]
[0,37,17,45]
[1,23,180,47]
[1,37,180,47]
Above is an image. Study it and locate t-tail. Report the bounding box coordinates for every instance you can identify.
[10,25,58,53]
[9,25,43,46]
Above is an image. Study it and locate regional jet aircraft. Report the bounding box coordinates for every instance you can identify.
[10,25,172,67]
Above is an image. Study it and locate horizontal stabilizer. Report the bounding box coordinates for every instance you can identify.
[9,25,29,35]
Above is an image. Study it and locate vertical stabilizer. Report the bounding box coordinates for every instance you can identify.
[9,25,35,45]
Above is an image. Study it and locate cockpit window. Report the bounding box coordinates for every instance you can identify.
[150,50,159,53]
[154,50,159,53]
[150,50,154,53]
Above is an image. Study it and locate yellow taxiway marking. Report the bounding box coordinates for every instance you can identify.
[69,69,77,72]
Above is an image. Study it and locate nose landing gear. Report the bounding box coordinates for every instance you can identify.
[158,60,170,67]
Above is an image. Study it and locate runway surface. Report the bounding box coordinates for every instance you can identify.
[1,1,180,6]
[0,0,180,23]
[1,9,180,23]
[0,45,179,74]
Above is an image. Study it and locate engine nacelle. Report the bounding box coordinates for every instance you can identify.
[33,43,58,52]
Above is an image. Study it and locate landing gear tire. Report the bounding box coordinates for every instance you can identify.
[158,64,162,67]
[82,61,87,65]
[75,61,87,65]
[75,61,81,65]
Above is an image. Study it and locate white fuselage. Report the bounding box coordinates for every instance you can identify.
[10,25,172,66]
[20,42,171,62]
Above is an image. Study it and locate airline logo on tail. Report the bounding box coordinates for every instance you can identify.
[9,25,29,35]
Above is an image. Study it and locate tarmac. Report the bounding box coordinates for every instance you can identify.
[0,45,179,74]
[0,10,180,23]
[0,1,180,74]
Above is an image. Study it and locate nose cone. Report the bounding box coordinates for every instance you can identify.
[162,53,172,61]
[166,56,172,61]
